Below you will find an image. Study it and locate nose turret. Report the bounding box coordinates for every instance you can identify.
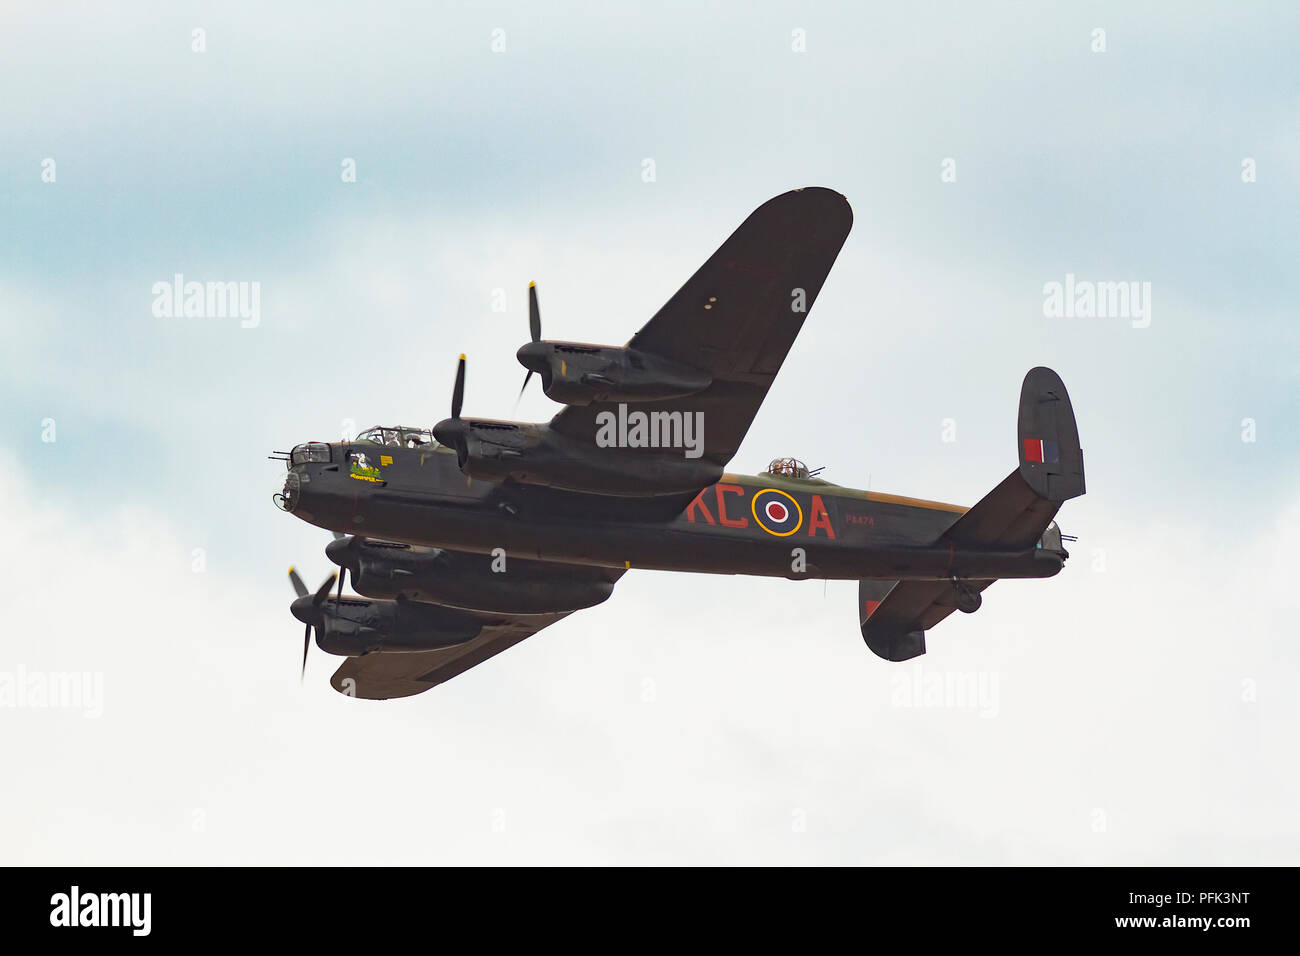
[273,470,302,512]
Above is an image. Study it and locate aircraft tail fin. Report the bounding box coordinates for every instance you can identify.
[1016,366,1084,503]
[939,367,1084,551]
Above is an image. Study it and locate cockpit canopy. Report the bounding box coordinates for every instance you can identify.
[354,425,434,448]
[765,457,811,479]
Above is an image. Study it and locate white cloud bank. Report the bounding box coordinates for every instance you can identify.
[1,454,1295,865]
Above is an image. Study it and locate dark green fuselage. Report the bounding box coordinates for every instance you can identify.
[281,441,1063,583]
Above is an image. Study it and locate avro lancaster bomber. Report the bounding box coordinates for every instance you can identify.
[273,187,1085,699]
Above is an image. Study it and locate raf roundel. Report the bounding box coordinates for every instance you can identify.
[751,488,803,536]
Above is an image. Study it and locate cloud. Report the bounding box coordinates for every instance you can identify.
[4,0,1298,864]
[1,452,1295,864]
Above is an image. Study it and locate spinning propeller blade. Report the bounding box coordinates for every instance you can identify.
[529,281,541,342]
[301,624,312,681]
[433,356,470,464]
[290,570,336,683]
[516,282,542,404]
[312,574,336,606]
[451,354,466,420]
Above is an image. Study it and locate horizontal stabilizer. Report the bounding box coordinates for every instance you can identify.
[858,578,997,662]
[860,579,925,661]
[942,469,1060,550]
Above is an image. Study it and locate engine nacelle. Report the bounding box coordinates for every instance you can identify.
[332,539,617,614]
[516,341,711,406]
[432,418,722,496]
[314,597,483,657]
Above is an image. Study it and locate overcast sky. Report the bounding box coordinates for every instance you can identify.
[2,1,1297,864]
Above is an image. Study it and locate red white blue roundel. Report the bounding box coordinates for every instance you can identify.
[751,488,803,536]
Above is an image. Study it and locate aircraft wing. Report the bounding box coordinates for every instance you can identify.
[548,187,853,467]
[328,609,574,700]
[325,558,626,699]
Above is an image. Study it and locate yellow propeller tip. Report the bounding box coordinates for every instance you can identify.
[288,565,295,574]
[458,353,466,361]
[529,280,536,288]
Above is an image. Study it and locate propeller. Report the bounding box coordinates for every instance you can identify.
[529,280,541,343]
[432,354,470,466]
[332,528,348,603]
[515,282,548,404]
[451,352,466,420]
[288,567,337,682]
[325,533,360,595]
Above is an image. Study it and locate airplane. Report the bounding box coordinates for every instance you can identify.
[273,186,1085,700]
